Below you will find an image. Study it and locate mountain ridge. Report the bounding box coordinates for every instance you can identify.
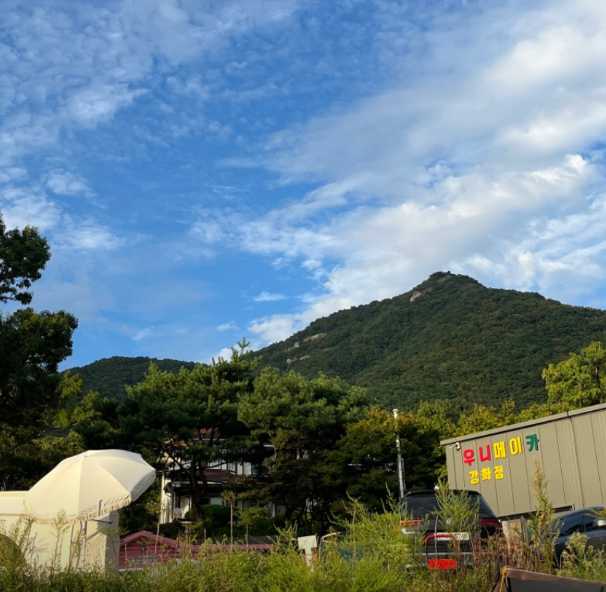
[69,272,606,407]
[67,356,196,400]
[254,271,606,408]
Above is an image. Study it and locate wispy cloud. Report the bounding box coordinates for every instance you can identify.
[217,321,239,332]
[222,0,606,344]
[249,314,300,344]
[254,291,286,303]
[46,170,94,197]
[56,220,123,251]
[5,0,606,366]
[132,327,154,342]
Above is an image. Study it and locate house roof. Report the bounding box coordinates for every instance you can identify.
[120,530,180,548]
[120,530,273,553]
[440,401,606,445]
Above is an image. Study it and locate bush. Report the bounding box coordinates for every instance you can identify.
[3,489,606,591]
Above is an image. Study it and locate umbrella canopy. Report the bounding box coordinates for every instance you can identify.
[25,450,156,521]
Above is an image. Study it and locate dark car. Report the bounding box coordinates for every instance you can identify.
[553,506,606,561]
[401,489,501,570]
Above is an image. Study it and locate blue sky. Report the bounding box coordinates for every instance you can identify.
[2,0,606,367]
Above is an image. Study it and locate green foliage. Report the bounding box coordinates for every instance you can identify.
[0,215,49,305]
[68,356,196,400]
[4,497,606,591]
[413,399,458,440]
[238,506,273,542]
[335,498,420,568]
[120,484,162,536]
[335,408,442,507]
[435,481,480,538]
[0,215,78,489]
[456,400,517,436]
[543,341,606,409]
[239,369,369,533]
[558,532,606,581]
[120,351,258,517]
[0,308,77,427]
[526,466,558,573]
[255,272,606,409]
[65,272,606,421]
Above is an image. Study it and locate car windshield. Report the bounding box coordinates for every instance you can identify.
[552,508,606,537]
[404,491,495,520]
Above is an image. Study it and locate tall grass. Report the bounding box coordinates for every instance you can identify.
[2,477,606,591]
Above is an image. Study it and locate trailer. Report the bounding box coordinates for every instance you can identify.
[441,402,606,518]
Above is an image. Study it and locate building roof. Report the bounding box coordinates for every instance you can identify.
[121,530,180,548]
[440,401,606,446]
[120,530,272,553]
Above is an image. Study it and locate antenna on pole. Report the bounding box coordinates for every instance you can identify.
[393,408,406,506]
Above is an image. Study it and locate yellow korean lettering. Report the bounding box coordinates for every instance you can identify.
[469,470,479,485]
[494,441,506,459]
[509,436,522,456]
[481,467,492,481]
[494,465,504,480]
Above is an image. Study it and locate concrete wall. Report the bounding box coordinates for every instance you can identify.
[442,402,606,518]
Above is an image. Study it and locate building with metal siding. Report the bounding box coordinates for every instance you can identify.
[441,402,606,518]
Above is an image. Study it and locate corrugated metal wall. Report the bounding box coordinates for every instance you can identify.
[442,403,606,517]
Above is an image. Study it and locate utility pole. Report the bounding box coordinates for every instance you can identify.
[392,408,406,505]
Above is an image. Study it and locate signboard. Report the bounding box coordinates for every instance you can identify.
[463,433,540,486]
[442,402,606,518]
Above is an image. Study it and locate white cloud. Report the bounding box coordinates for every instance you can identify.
[0,0,302,256]
[0,186,60,231]
[46,170,94,197]
[57,221,123,251]
[254,291,286,302]
[249,314,301,344]
[67,85,146,127]
[133,327,154,342]
[0,167,26,184]
[212,347,234,362]
[190,218,225,244]
[226,1,606,345]
[1,1,301,166]
[217,321,239,332]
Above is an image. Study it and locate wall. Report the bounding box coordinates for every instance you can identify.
[442,403,606,517]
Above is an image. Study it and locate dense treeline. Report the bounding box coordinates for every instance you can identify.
[69,356,196,400]
[20,339,606,538]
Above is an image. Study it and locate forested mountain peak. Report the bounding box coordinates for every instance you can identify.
[255,272,606,408]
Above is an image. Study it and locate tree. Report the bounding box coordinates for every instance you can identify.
[238,368,368,533]
[414,399,458,441]
[238,506,271,544]
[53,372,123,450]
[0,217,49,304]
[334,407,443,509]
[119,351,258,518]
[456,400,517,437]
[543,341,606,410]
[0,214,77,489]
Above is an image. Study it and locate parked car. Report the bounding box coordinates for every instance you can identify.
[553,506,606,561]
[401,489,501,570]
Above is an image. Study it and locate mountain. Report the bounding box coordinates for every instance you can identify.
[254,272,606,409]
[67,356,195,400]
[69,272,606,409]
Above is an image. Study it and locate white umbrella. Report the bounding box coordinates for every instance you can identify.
[25,450,156,521]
